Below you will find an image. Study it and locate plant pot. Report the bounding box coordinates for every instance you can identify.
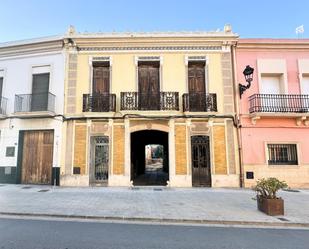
[257,196,284,216]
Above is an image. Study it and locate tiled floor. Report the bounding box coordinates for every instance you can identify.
[133,162,168,186]
[0,184,308,225]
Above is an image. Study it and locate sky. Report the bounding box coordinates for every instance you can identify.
[0,0,309,43]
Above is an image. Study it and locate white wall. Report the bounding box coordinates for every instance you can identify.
[0,51,65,168]
[0,52,65,114]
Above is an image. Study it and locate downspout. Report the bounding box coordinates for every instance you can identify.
[231,42,244,188]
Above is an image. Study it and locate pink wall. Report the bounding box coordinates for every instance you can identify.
[237,50,309,113]
[241,127,309,164]
[236,39,309,165]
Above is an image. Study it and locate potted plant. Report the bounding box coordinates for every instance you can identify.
[253,177,288,216]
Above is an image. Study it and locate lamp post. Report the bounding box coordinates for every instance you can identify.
[239,65,254,98]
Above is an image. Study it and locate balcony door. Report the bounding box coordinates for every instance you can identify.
[0,77,3,99]
[260,75,283,112]
[92,62,110,112]
[302,76,309,94]
[0,77,3,113]
[138,61,160,110]
[31,73,49,111]
[188,61,206,111]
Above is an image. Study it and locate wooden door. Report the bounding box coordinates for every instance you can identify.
[191,136,211,187]
[188,62,206,111]
[21,130,54,184]
[138,63,160,110]
[31,73,49,111]
[92,64,110,111]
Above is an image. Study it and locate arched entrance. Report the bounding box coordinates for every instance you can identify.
[131,130,169,186]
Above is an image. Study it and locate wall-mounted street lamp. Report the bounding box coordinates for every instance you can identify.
[239,65,254,98]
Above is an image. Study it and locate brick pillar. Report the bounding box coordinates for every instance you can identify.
[175,125,187,175]
[73,123,87,175]
[213,125,227,174]
[112,125,125,175]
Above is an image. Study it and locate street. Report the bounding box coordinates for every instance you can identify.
[0,217,308,249]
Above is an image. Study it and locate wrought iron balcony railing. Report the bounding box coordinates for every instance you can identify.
[83,93,116,112]
[121,92,179,111]
[0,97,8,115]
[182,93,217,112]
[15,92,55,113]
[249,94,309,113]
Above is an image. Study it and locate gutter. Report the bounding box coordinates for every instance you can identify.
[231,42,244,188]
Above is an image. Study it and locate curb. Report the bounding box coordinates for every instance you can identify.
[1,212,309,228]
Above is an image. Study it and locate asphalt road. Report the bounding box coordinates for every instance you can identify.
[0,217,308,249]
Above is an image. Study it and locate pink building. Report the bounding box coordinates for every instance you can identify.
[236,39,309,188]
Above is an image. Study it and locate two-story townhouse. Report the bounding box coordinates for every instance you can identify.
[0,36,65,185]
[60,25,240,188]
[235,39,309,188]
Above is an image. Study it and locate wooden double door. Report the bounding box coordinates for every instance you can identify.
[191,135,211,187]
[92,63,110,111]
[138,62,160,110]
[188,62,206,111]
[21,130,54,185]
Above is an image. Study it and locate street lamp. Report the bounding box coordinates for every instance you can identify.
[239,65,254,98]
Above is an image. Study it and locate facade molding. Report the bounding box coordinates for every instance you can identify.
[78,46,223,52]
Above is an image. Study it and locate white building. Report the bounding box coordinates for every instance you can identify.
[0,36,65,185]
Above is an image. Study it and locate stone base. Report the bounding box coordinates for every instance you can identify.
[244,164,309,188]
[211,174,240,188]
[60,175,89,186]
[168,175,192,187]
[108,175,132,187]
[0,166,17,184]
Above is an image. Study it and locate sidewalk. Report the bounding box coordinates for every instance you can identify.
[0,184,309,227]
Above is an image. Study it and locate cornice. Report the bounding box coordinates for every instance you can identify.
[78,45,223,52]
[0,35,63,48]
[68,31,238,39]
[237,38,309,50]
[0,39,64,58]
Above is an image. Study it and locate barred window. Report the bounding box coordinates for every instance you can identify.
[267,144,298,165]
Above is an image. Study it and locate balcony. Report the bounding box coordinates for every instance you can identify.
[83,94,116,112]
[14,92,55,114]
[120,92,179,111]
[0,97,8,116]
[182,93,217,112]
[249,94,309,113]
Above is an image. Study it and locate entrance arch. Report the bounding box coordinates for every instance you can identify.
[131,130,169,186]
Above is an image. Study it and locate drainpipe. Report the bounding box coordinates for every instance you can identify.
[231,42,244,188]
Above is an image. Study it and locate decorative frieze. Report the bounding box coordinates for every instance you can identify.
[79,46,222,52]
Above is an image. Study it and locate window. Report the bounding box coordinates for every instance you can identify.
[6,147,15,157]
[31,73,50,111]
[137,60,160,110]
[301,75,309,94]
[0,76,3,98]
[260,75,283,94]
[267,144,298,165]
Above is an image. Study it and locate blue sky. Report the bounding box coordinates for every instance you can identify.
[0,0,308,42]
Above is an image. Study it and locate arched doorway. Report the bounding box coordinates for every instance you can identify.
[131,130,169,186]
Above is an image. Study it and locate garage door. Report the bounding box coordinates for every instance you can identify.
[21,130,54,184]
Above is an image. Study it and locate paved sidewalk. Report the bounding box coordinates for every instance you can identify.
[0,184,309,227]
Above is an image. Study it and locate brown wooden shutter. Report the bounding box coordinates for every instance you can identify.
[0,77,3,98]
[92,64,110,94]
[31,73,50,111]
[188,62,205,94]
[138,63,160,110]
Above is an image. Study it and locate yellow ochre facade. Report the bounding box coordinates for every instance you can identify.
[60,25,240,187]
